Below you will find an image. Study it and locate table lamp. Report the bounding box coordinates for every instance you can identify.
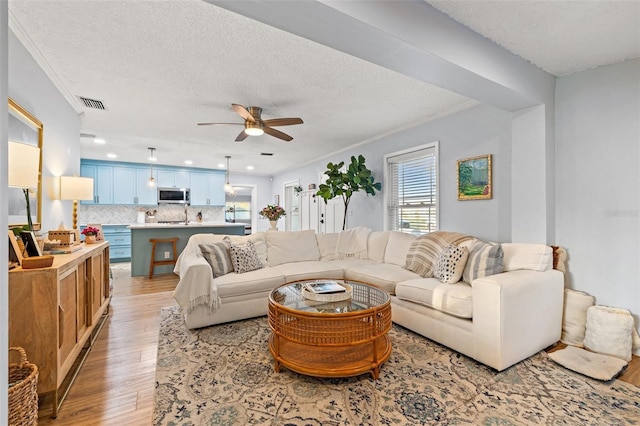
[8,141,41,231]
[60,176,94,229]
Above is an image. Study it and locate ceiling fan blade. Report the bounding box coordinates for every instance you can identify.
[263,126,293,142]
[235,130,249,142]
[262,117,303,127]
[232,103,255,123]
[197,122,243,126]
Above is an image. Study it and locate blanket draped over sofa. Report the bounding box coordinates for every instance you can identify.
[173,227,565,371]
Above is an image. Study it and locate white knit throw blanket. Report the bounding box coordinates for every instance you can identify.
[335,227,370,260]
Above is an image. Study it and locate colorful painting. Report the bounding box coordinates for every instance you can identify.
[457,154,492,200]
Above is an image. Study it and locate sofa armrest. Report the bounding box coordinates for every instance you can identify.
[472,269,564,370]
[173,254,219,313]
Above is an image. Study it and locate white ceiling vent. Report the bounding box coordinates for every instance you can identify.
[78,96,107,110]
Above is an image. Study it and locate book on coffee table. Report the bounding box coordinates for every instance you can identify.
[304,281,346,294]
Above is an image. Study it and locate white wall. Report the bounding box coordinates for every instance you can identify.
[556,59,640,334]
[273,104,513,242]
[9,30,80,232]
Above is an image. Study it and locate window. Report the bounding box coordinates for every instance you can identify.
[385,143,438,235]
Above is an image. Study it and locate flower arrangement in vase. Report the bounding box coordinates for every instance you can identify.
[259,205,286,231]
[81,226,100,244]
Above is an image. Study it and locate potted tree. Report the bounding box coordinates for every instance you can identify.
[316,155,382,230]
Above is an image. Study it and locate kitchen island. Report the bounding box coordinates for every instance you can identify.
[129,222,245,277]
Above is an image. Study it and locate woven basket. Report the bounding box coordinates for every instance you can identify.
[8,347,39,426]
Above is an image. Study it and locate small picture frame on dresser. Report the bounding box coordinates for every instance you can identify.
[87,223,104,241]
[20,231,42,257]
[8,230,23,266]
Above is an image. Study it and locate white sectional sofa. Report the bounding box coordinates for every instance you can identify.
[173,228,564,371]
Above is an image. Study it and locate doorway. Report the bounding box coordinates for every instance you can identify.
[225,184,257,235]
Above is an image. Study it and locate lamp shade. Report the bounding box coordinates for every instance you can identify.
[60,176,94,200]
[8,141,40,189]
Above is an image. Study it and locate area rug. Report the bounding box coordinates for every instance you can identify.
[154,306,640,425]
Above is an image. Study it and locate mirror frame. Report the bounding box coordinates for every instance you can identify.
[8,97,43,229]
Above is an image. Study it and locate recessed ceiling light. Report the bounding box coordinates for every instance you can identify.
[148,156,157,162]
[107,153,117,158]
[218,163,225,168]
[94,138,106,144]
[184,160,193,165]
[246,165,254,170]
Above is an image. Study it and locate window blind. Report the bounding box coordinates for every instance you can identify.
[387,146,437,235]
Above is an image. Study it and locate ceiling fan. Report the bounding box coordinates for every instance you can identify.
[198,104,303,142]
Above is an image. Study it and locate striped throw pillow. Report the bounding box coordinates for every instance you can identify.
[462,239,504,283]
[199,242,234,277]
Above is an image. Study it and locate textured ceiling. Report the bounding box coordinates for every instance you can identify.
[428,0,640,76]
[8,0,640,176]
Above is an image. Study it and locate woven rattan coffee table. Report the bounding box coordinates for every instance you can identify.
[268,279,392,379]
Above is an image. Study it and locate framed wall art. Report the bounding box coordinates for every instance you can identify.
[457,154,492,200]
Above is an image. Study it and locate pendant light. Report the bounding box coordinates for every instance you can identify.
[224,155,235,195]
[148,147,156,187]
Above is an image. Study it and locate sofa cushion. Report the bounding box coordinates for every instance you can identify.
[434,244,469,284]
[316,233,339,261]
[273,260,346,282]
[229,240,263,274]
[266,230,320,266]
[462,239,504,283]
[384,232,417,266]
[345,263,420,294]
[335,227,370,259]
[368,231,390,263]
[214,268,285,298]
[501,243,552,272]
[199,242,234,277]
[395,278,473,319]
[405,231,472,278]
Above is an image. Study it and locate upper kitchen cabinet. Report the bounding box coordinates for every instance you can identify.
[157,169,190,188]
[190,171,225,206]
[111,167,158,205]
[80,163,113,205]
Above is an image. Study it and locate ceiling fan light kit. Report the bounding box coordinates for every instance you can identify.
[198,103,303,142]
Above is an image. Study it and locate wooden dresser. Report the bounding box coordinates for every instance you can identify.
[9,241,111,417]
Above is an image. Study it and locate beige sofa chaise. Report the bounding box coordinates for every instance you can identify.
[173,228,564,371]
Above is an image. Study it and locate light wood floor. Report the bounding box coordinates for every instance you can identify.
[38,264,639,424]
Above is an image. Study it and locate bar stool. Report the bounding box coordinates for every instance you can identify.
[149,237,179,279]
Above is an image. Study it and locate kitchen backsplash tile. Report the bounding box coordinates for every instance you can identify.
[79,204,225,225]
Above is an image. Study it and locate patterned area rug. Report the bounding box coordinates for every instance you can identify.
[154,306,640,425]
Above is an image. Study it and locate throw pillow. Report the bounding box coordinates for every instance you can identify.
[434,244,469,284]
[316,233,339,261]
[462,239,504,283]
[405,231,472,277]
[199,242,234,277]
[266,230,320,267]
[561,289,595,347]
[229,240,264,274]
[584,305,634,362]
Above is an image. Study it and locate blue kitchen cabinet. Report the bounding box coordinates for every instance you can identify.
[190,171,225,206]
[80,164,113,204]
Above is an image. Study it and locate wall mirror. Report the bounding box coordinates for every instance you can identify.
[8,98,43,229]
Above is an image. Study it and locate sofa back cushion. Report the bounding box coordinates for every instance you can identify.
[501,243,552,272]
[384,231,417,266]
[267,230,320,266]
[316,232,339,261]
[368,231,390,263]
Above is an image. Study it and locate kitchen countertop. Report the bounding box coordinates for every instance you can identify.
[128,222,244,229]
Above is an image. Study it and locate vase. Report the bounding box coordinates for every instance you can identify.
[269,220,278,232]
[85,234,96,244]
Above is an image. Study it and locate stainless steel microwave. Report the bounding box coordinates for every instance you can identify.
[158,187,190,205]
